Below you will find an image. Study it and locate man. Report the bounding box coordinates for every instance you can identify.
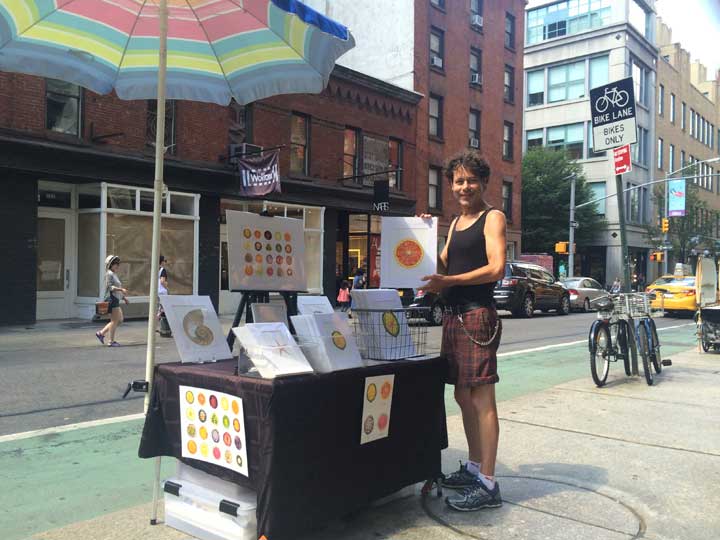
[158,255,172,337]
[421,151,506,511]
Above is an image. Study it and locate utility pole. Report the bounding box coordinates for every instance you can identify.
[663,177,669,275]
[568,174,576,278]
[615,173,632,293]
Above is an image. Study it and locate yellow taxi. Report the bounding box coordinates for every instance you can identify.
[646,275,697,314]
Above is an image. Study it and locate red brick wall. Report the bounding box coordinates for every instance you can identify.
[414,0,525,247]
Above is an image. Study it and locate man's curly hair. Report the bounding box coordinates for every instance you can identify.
[444,151,491,184]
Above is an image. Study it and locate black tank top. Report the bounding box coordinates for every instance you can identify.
[442,209,496,307]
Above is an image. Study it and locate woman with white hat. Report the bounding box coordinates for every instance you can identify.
[96,255,129,347]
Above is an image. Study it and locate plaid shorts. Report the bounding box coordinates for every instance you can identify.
[441,306,501,387]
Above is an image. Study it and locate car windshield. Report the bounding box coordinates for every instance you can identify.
[651,277,695,287]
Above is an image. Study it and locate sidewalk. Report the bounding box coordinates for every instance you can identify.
[7,338,717,540]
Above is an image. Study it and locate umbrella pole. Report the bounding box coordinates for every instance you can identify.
[147,0,168,525]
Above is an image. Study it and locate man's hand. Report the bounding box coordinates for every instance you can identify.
[420,273,452,294]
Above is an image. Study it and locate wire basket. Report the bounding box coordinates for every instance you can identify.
[350,307,428,361]
[612,292,661,318]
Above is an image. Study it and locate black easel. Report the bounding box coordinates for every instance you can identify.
[226,290,301,349]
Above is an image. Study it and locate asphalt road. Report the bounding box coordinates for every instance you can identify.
[0,311,694,436]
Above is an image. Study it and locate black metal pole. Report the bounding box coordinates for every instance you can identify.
[615,173,632,293]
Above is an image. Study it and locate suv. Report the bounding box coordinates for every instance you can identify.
[495,262,570,318]
[408,289,445,326]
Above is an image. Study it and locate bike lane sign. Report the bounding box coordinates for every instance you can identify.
[589,77,637,152]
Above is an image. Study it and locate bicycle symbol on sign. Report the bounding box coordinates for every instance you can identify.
[594,86,630,113]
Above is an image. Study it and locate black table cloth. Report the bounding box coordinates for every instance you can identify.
[139,357,448,540]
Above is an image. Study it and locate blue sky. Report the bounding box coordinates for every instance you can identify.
[656,0,720,75]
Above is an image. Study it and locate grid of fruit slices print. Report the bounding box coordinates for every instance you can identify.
[363,380,392,435]
[241,228,295,278]
[184,389,245,470]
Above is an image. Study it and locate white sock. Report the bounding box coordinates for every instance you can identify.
[479,474,496,490]
[466,460,481,476]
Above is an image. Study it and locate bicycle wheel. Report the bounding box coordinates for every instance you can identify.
[617,320,631,376]
[590,323,611,387]
[648,318,662,374]
[636,322,654,385]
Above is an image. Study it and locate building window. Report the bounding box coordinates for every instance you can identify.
[548,60,584,102]
[669,143,675,173]
[468,109,481,147]
[146,99,176,155]
[429,94,443,138]
[587,122,606,158]
[505,13,516,49]
[657,138,663,170]
[502,181,513,220]
[547,123,583,160]
[527,70,544,106]
[589,183,606,215]
[526,0,613,45]
[631,58,650,106]
[430,0,445,8]
[389,139,402,189]
[526,129,543,150]
[589,55,609,89]
[681,102,687,130]
[470,48,482,86]
[428,167,442,210]
[430,27,444,69]
[343,128,359,179]
[504,65,515,103]
[290,113,309,175]
[680,150,686,168]
[658,84,664,116]
[503,122,514,160]
[46,79,82,136]
[670,93,676,123]
[690,108,695,137]
[631,126,649,167]
[629,0,652,42]
[471,0,482,15]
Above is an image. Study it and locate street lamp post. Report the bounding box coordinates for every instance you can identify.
[568,174,576,278]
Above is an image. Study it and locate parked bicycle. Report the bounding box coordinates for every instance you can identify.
[588,293,669,387]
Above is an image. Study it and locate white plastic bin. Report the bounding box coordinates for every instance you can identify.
[164,471,257,540]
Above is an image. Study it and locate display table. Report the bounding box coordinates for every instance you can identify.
[139,357,448,540]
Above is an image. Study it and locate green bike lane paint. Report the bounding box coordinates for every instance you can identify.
[0,325,697,540]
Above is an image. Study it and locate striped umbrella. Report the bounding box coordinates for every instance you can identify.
[0,0,353,416]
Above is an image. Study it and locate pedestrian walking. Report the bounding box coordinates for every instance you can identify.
[337,280,351,312]
[420,151,506,512]
[157,255,172,337]
[95,255,129,347]
[610,277,622,294]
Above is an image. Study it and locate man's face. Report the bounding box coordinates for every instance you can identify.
[451,166,486,209]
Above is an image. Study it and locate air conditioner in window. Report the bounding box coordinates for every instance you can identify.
[430,55,443,69]
[469,137,480,149]
[470,73,482,85]
[471,14,483,28]
[229,143,263,162]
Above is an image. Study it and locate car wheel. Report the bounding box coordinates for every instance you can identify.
[583,297,591,312]
[558,295,571,315]
[427,302,444,326]
[522,294,535,318]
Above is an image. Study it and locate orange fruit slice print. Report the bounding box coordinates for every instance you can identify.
[366,383,377,402]
[394,239,424,269]
[381,381,392,399]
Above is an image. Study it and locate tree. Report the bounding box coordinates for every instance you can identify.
[521,147,605,255]
[646,174,717,263]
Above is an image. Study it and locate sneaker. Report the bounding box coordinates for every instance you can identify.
[108,341,121,347]
[441,462,480,490]
[95,331,105,345]
[445,481,502,512]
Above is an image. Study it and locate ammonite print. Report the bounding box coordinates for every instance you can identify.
[182,309,214,346]
[363,415,374,435]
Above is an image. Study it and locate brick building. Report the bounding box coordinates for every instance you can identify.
[0,66,420,324]
[304,0,525,255]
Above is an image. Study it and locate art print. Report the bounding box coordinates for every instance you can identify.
[291,313,363,373]
[360,374,395,444]
[380,217,437,288]
[232,322,314,378]
[296,295,334,315]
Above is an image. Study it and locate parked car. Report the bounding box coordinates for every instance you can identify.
[408,289,445,326]
[495,262,571,317]
[560,277,608,311]
[646,275,697,315]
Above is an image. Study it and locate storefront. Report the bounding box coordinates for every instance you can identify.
[36,181,200,320]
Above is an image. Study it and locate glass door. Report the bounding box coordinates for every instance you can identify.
[36,211,74,319]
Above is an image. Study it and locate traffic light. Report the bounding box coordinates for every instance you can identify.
[555,241,568,254]
[650,251,664,262]
[661,218,669,233]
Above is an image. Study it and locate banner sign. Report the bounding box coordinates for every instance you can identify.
[373,179,390,212]
[235,150,281,197]
[668,179,686,217]
[589,77,637,152]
